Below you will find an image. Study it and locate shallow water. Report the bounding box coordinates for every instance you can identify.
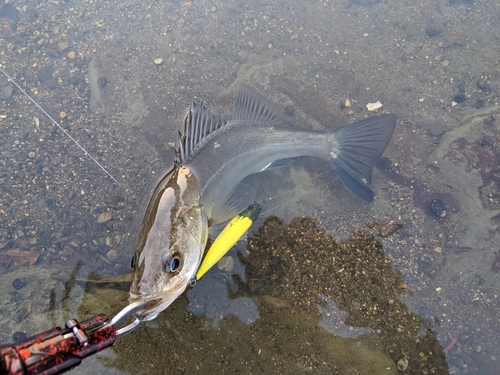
[1,0,500,374]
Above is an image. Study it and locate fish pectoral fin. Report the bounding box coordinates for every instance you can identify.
[209,182,256,227]
[230,84,284,127]
[209,221,227,240]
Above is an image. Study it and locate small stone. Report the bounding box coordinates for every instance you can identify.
[59,111,67,119]
[97,211,113,223]
[344,99,351,108]
[436,287,442,291]
[12,332,27,342]
[69,241,79,247]
[441,60,449,67]
[284,105,294,116]
[400,282,407,289]
[418,98,425,102]
[13,278,28,290]
[67,51,76,59]
[366,101,382,111]
[476,346,481,352]
[107,249,119,262]
[28,151,36,158]
[154,58,163,65]
[434,247,442,253]
[397,358,408,371]
[453,93,466,103]
[430,199,446,218]
[379,156,393,171]
[217,256,234,272]
[268,44,273,49]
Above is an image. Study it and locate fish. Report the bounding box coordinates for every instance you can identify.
[129,84,396,321]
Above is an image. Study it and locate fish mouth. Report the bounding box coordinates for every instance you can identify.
[130,296,177,321]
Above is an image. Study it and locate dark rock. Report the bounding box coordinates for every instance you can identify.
[284,104,294,116]
[37,66,53,82]
[453,93,466,103]
[379,156,393,171]
[0,3,21,22]
[476,78,490,92]
[67,75,81,86]
[45,78,58,90]
[429,199,446,218]
[428,122,446,137]
[425,19,444,38]
[12,331,27,342]
[479,135,491,147]
[13,277,27,290]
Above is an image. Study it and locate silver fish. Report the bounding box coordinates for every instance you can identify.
[129,84,396,320]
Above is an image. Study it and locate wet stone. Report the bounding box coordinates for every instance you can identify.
[453,93,466,104]
[12,277,28,290]
[429,199,446,218]
[45,78,58,90]
[479,135,492,147]
[12,331,27,342]
[107,249,119,262]
[397,358,409,371]
[98,76,108,89]
[379,156,393,171]
[284,105,294,116]
[37,66,54,82]
[97,211,113,223]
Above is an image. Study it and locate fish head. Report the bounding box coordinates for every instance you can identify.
[129,165,208,321]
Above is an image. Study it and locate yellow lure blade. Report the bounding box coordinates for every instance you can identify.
[196,203,261,280]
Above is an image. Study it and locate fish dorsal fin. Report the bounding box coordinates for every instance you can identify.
[176,101,226,163]
[231,84,284,127]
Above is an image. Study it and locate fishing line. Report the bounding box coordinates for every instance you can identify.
[0,67,126,190]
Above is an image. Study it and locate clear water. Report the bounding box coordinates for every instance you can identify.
[1,0,500,374]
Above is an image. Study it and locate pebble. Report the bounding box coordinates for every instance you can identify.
[97,211,113,223]
[476,346,481,352]
[441,60,449,67]
[344,99,351,108]
[434,246,442,253]
[430,198,446,218]
[366,101,382,111]
[67,51,76,59]
[397,358,408,371]
[154,58,163,65]
[28,151,36,158]
[107,249,119,262]
[12,332,27,342]
[59,111,67,119]
[13,277,28,290]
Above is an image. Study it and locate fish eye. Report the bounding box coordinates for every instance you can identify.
[162,252,183,273]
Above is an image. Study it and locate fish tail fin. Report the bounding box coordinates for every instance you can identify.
[329,114,396,202]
